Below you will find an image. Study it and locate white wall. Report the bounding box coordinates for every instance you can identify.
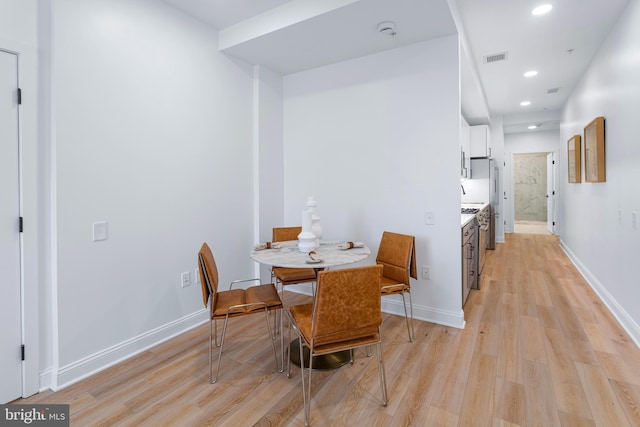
[254,64,284,281]
[51,0,256,386]
[504,130,560,232]
[283,36,465,327]
[559,0,640,345]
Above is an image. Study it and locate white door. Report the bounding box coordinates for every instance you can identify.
[546,152,555,234]
[0,49,23,403]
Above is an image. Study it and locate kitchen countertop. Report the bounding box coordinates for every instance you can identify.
[461,214,476,227]
[460,202,489,228]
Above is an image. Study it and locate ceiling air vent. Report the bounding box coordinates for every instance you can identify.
[483,52,508,63]
[546,87,561,94]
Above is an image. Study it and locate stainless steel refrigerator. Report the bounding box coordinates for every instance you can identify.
[462,158,499,249]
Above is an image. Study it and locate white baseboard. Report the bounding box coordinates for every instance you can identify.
[560,240,640,349]
[48,309,208,391]
[285,284,465,329]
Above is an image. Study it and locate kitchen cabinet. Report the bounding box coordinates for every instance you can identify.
[461,216,477,307]
[460,117,471,178]
[470,125,491,158]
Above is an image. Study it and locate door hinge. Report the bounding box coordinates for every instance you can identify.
[21,345,25,361]
[19,217,24,232]
[17,88,22,105]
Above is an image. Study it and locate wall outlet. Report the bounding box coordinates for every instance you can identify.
[181,271,191,288]
[421,266,432,280]
[194,267,200,284]
[632,211,638,230]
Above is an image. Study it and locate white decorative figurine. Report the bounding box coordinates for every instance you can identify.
[297,208,317,252]
[306,196,322,246]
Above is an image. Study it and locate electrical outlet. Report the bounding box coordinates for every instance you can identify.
[181,271,191,288]
[421,266,431,280]
[632,211,638,230]
[194,267,200,284]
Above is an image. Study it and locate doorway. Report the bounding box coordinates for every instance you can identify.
[512,152,554,235]
[0,49,23,403]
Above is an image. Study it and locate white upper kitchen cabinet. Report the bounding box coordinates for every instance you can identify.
[460,116,470,178]
[469,125,491,158]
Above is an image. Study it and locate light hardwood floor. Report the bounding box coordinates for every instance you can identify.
[15,234,640,426]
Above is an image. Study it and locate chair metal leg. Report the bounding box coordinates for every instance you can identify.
[295,332,310,426]
[280,308,285,372]
[304,342,313,427]
[214,319,221,347]
[208,319,214,383]
[211,315,230,384]
[286,320,293,378]
[376,342,388,406]
[401,292,415,342]
[262,307,282,373]
[408,291,414,341]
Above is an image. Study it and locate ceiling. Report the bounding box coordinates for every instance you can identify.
[162,0,630,134]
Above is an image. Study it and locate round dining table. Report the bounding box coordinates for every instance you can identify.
[250,239,371,369]
[250,239,371,269]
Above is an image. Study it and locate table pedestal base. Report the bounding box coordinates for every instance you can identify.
[289,339,351,370]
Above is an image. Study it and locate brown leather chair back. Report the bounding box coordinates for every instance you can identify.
[273,226,302,242]
[311,265,383,347]
[198,243,219,314]
[375,231,417,286]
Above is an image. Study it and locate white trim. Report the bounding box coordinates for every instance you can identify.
[49,2,60,391]
[49,310,208,391]
[560,240,640,349]
[252,65,261,279]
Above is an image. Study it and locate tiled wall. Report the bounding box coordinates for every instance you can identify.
[514,152,548,221]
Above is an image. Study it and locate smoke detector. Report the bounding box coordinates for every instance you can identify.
[377,21,396,36]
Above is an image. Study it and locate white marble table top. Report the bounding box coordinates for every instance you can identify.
[250,240,371,269]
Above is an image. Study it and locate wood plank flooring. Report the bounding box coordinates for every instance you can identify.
[14,234,640,426]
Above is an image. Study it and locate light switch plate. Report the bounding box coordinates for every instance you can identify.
[424,212,435,225]
[92,221,108,241]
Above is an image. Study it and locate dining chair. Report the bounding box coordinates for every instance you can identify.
[376,231,417,342]
[198,242,284,384]
[271,226,318,295]
[286,265,387,426]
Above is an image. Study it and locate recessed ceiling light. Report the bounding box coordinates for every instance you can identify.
[528,125,538,130]
[532,4,553,16]
[520,101,531,106]
[524,70,538,77]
